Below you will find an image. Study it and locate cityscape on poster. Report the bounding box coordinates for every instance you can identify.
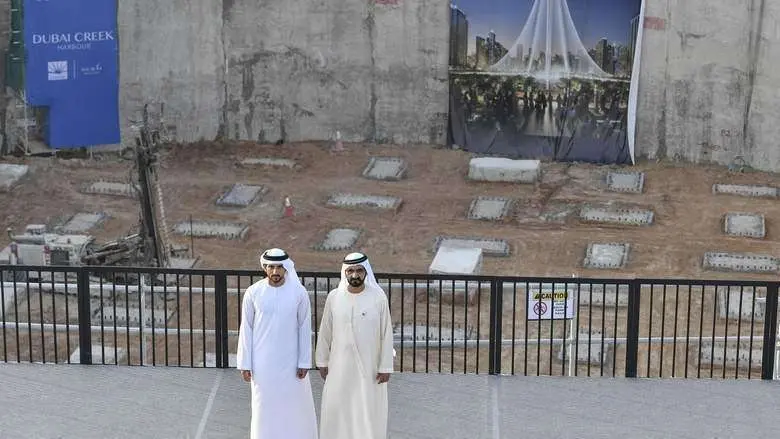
[448,0,642,164]
[527,284,576,320]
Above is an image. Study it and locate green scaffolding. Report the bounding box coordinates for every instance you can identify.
[6,0,25,91]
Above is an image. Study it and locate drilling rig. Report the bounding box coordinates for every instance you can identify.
[79,117,178,274]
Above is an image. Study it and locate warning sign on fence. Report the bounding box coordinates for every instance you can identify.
[527,285,576,320]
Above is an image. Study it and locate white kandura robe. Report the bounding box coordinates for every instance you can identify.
[316,286,395,439]
[236,279,318,439]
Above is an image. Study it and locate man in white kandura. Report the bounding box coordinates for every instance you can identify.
[236,248,318,439]
[316,252,395,439]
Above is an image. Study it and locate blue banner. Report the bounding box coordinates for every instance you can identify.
[24,0,120,148]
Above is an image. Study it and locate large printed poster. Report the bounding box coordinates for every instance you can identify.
[448,0,643,164]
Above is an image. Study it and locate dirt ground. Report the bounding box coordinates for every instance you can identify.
[2,141,780,280]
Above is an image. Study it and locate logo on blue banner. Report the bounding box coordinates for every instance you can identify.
[24,0,120,148]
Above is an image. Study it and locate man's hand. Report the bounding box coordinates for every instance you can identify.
[376,373,390,384]
[296,368,309,379]
[241,370,252,382]
[319,367,328,380]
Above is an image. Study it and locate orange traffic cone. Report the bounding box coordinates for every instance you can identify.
[283,196,294,217]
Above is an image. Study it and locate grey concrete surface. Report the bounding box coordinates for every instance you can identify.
[2,363,780,438]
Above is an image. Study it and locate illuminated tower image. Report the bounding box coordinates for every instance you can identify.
[488,0,611,84]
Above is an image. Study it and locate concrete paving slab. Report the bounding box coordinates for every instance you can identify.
[724,212,765,238]
[68,345,126,364]
[215,183,266,207]
[60,212,108,233]
[326,193,402,211]
[712,183,779,198]
[239,157,298,168]
[434,236,510,257]
[467,157,540,183]
[703,252,779,273]
[579,206,654,226]
[583,243,630,269]
[0,163,29,192]
[467,196,513,221]
[429,246,483,275]
[606,171,645,193]
[82,180,136,197]
[716,286,766,322]
[2,364,780,439]
[172,221,248,240]
[362,157,408,181]
[314,228,361,251]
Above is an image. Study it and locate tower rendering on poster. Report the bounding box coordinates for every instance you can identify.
[448,0,643,164]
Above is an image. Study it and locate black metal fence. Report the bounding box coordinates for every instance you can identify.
[1,265,778,380]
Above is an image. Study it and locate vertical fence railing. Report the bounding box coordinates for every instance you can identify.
[1,265,778,380]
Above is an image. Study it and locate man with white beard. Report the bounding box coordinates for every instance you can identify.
[236,248,318,439]
[315,252,395,439]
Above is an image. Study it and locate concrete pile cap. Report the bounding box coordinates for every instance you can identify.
[703,252,779,273]
[0,163,30,191]
[583,242,630,269]
[429,246,483,275]
[83,180,137,196]
[362,157,408,181]
[315,228,361,251]
[712,183,778,198]
[467,157,541,183]
[606,171,645,193]
[239,157,298,168]
[467,196,513,221]
[326,193,403,211]
[723,212,765,238]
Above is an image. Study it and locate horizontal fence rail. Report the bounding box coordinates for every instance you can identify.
[1,265,778,380]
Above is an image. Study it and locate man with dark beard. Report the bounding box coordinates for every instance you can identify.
[315,252,394,439]
[236,248,318,439]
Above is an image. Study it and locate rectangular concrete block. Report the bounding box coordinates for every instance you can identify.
[703,252,779,274]
[606,171,645,193]
[434,236,510,257]
[394,324,475,342]
[468,158,540,183]
[557,330,609,365]
[467,196,513,221]
[723,213,765,238]
[172,221,248,240]
[429,247,482,275]
[61,212,108,233]
[579,206,654,226]
[712,184,779,198]
[83,181,136,197]
[695,341,762,369]
[92,305,174,328]
[326,193,402,211]
[314,228,361,251]
[239,157,298,168]
[0,163,29,192]
[583,243,630,269]
[716,286,765,322]
[362,157,408,181]
[216,184,266,207]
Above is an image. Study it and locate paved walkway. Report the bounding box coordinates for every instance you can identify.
[1,363,779,438]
